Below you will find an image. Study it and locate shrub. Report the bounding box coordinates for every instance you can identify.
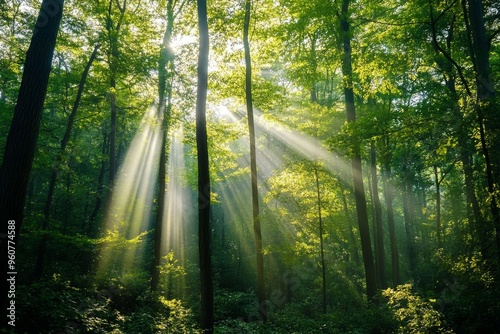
[383,284,454,334]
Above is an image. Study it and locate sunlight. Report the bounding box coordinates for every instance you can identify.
[161,127,190,298]
[97,107,161,277]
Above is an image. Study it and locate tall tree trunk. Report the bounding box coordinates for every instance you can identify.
[434,166,442,248]
[0,0,64,324]
[340,0,376,300]
[243,0,267,322]
[314,168,327,314]
[196,0,213,331]
[106,0,126,188]
[34,44,99,279]
[370,141,387,289]
[151,0,175,292]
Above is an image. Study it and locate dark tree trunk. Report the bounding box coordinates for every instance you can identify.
[434,166,442,248]
[243,0,267,322]
[106,0,126,188]
[34,44,99,279]
[370,141,387,289]
[0,0,64,324]
[340,0,376,300]
[196,0,213,331]
[151,0,175,292]
[314,168,327,313]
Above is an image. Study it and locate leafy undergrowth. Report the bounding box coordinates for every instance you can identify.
[14,275,197,334]
[11,276,496,333]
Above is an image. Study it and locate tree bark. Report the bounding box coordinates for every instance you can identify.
[434,166,442,248]
[340,0,376,300]
[196,0,213,331]
[243,0,267,322]
[0,0,64,324]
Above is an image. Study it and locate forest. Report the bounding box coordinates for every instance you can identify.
[0,0,499,333]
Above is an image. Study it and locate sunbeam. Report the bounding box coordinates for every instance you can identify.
[161,127,190,298]
[97,107,162,278]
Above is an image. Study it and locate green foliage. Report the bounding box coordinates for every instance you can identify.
[214,289,257,322]
[383,284,454,333]
[16,274,196,334]
[267,300,396,334]
[215,318,264,333]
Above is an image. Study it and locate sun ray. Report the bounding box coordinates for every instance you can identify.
[97,107,162,278]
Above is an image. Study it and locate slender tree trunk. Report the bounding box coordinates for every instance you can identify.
[434,166,442,248]
[314,168,327,314]
[340,0,376,300]
[370,141,387,289]
[243,0,267,322]
[34,44,99,279]
[151,0,175,292]
[106,0,126,188]
[0,0,64,324]
[196,0,213,331]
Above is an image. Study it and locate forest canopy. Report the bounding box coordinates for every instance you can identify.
[0,0,499,333]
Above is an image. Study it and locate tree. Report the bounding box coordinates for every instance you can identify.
[313,166,327,313]
[0,0,64,323]
[465,0,500,263]
[196,0,213,331]
[105,0,127,187]
[151,0,176,292]
[243,0,266,322]
[338,0,376,300]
